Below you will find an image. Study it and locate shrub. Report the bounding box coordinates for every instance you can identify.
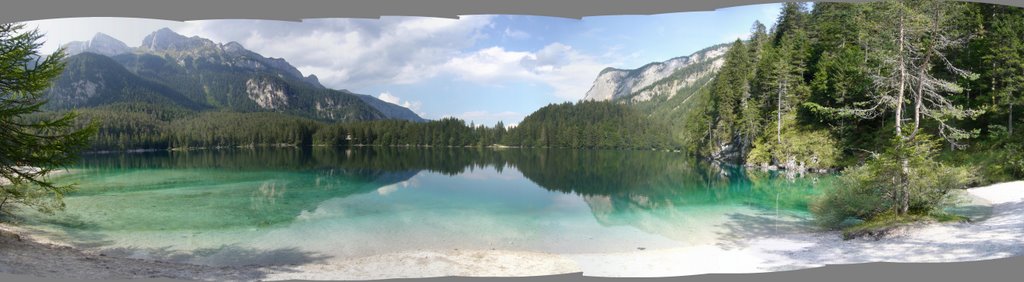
[811,135,975,229]
[940,125,1024,185]
[983,125,1024,179]
[810,158,892,228]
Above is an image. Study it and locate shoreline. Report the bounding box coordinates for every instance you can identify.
[1,181,1022,280]
[0,168,75,186]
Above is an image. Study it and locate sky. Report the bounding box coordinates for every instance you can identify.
[21,4,781,126]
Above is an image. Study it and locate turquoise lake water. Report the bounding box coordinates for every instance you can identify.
[14,147,832,266]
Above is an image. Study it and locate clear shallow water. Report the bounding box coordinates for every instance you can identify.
[15,147,832,266]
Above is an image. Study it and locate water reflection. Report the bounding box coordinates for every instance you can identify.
[50,148,830,233]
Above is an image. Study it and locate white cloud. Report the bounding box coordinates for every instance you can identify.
[378,91,424,116]
[503,27,530,40]
[440,47,534,81]
[181,17,618,102]
[376,179,417,196]
[21,17,188,54]
[176,16,495,89]
[439,42,612,100]
[377,91,402,104]
[28,16,623,108]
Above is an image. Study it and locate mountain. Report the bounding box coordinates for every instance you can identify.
[138,28,328,89]
[465,43,733,151]
[45,52,205,111]
[46,29,423,122]
[583,44,729,103]
[62,33,131,57]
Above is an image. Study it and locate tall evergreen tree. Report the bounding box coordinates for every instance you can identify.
[982,6,1024,135]
[708,39,752,159]
[1,23,98,214]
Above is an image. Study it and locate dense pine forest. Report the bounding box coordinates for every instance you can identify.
[687,1,1024,230]
[685,1,1023,181]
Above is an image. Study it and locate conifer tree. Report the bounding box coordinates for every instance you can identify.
[1,23,97,214]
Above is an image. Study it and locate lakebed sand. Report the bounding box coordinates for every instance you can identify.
[2,181,1022,281]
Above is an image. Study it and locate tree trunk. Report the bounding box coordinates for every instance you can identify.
[777,78,785,145]
[895,15,906,140]
[895,15,910,216]
[708,118,715,157]
[900,156,911,215]
[1010,101,1014,136]
[908,39,933,141]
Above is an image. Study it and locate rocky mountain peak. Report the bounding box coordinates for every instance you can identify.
[63,32,130,57]
[49,28,426,122]
[305,74,325,88]
[583,44,730,102]
[222,41,246,53]
[141,28,214,52]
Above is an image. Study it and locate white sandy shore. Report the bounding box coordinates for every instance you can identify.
[2,181,1022,280]
[264,180,1024,280]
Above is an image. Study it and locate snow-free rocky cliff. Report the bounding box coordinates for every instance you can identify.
[583,44,729,103]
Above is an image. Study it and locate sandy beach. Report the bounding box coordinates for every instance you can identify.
[2,181,1022,281]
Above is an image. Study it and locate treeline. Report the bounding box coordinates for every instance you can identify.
[39,99,674,151]
[502,101,675,149]
[681,1,1023,181]
[39,103,322,150]
[314,117,497,147]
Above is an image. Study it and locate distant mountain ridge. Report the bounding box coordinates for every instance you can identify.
[583,44,729,103]
[51,30,425,122]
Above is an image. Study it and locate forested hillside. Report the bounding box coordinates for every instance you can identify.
[503,101,675,149]
[658,1,1023,180]
[46,53,206,111]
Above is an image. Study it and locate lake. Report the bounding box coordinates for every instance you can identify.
[13,147,831,266]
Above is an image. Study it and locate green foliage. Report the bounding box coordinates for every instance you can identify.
[669,1,1016,166]
[168,112,321,148]
[943,125,1024,184]
[679,3,825,163]
[979,5,1024,133]
[505,100,676,150]
[838,212,965,240]
[317,117,481,147]
[746,112,841,169]
[811,135,976,229]
[1,23,98,215]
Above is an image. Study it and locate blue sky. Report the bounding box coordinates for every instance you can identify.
[25,4,781,126]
